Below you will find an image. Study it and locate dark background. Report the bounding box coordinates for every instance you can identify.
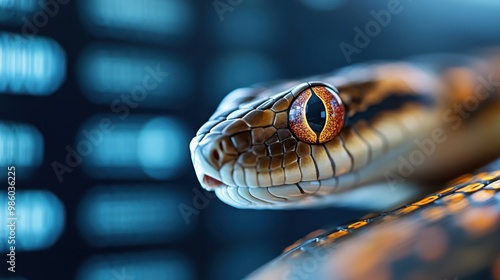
[1,0,500,279]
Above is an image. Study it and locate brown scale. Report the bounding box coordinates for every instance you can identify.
[243,109,275,127]
[282,138,297,153]
[250,144,266,157]
[283,152,298,167]
[250,128,266,144]
[264,133,279,145]
[270,155,284,171]
[298,155,317,181]
[276,129,292,141]
[262,126,276,139]
[238,152,258,167]
[256,157,270,173]
[273,111,288,128]
[311,144,335,179]
[324,137,353,175]
[339,128,370,171]
[230,131,252,153]
[271,98,290,112]
[284,162,301,184]
[267,142,282,156]
[270,168,285,186]
[295,141,311,157]
[222,119,250,135]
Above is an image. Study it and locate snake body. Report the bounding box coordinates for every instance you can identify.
[248,170,500,280]
[190,53,500,279]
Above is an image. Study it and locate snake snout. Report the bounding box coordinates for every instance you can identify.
[191,131,242,190]
[200,136,238,170]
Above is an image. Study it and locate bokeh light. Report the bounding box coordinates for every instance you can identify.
[0,122,44,178]
[0,190,65,252]
[78,0,193,43]
[78,185,191,247]
[77,44,193,108]
[78,115,189,180]
[0,33,65,95]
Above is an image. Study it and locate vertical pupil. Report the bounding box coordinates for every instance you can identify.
[305,91,326,133]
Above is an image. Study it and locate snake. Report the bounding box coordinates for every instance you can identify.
[190,52,500,279]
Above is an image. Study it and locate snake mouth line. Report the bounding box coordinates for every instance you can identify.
[202,175,224,189]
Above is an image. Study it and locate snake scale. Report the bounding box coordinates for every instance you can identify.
[190,52,500,279]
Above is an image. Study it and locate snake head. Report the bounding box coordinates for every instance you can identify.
[191,63,437,209]
[191,82,330,189]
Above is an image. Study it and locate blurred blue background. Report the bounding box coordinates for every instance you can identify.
[0,0,500,279]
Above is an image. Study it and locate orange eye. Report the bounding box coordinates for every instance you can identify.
[289,84,345,144]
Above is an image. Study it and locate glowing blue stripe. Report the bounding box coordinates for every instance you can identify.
[0,122,44,176]
[77,44,192,108]
[0,33,66,95]
[76,251,194,280]
[0,190,65,252]
[78,115,188,179]
[78,185,190,247]
[78,0,193,41]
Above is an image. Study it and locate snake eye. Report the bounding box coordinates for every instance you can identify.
[289,84,345,144]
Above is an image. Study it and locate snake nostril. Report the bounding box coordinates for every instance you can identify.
[203,139,233,169]
[212,149,220,162]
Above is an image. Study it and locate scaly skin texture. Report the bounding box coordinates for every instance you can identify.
[246,171,500,280]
